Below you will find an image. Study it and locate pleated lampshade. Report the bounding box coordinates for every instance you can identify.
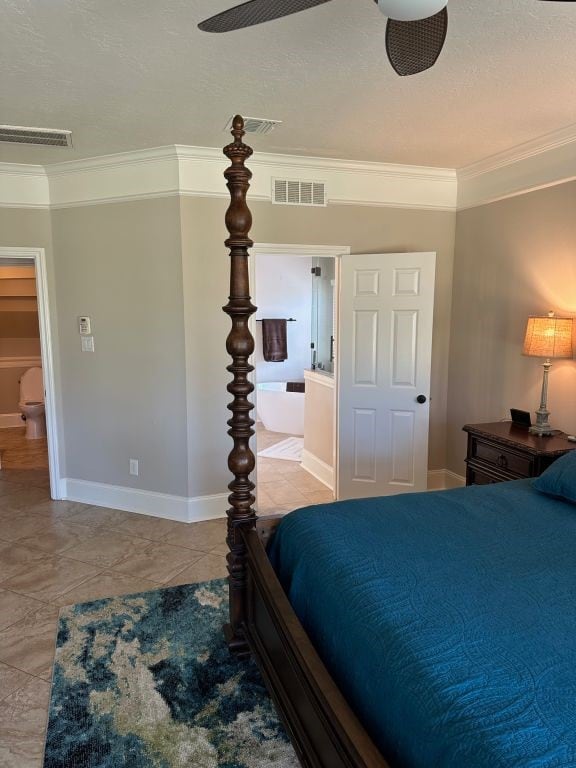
[523,314,574,359]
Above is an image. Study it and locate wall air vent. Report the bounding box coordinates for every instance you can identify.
[0,125,72,147]
[273,178,326,207]
[224,115,281,135]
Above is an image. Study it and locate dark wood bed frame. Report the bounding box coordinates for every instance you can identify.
[222,116,390,768]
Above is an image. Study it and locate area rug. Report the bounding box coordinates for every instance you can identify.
[43,579,298,768]
[257,437,303,462]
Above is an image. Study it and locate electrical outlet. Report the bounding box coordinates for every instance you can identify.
[129,459,139,476]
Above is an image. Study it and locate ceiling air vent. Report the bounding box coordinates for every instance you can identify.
[224,115,281,135]
[0,125,72,147]
[273,179,326,207]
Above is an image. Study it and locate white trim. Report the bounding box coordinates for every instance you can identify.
[0,145,457,211]
[252,242,350,259]
[177,146,457,211]
[49,190,181,210]
[0,163,49,209]
[61,478,227,523]
[458,122,576,181]
[301,449,334,491]
[0,356,42,369]
[4,123,576,211]
[46,147,179,209]
[0,413,23,428]
[427,469,466,490]
[444,469,466,489]
[457,122,576,210]
[457,174,576,212]
[0,247,61,499]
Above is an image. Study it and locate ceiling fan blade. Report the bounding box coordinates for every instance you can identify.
[198,0,332,33]
[386,7,448,76]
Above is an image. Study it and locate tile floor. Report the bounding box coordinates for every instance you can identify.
[0,426,332,767]
[0,467,230,768]
[0,427,49,471]
[0,428,332,768]
[256,424,334,512]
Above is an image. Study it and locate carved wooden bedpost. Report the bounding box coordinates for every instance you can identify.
[222,116,257,656]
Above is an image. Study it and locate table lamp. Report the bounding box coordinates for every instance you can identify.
[522,311,574,435]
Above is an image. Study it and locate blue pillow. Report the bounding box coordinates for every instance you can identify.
[533,450,576,503]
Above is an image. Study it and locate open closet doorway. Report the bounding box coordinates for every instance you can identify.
[249,243,349,515]
[0,247,60,499]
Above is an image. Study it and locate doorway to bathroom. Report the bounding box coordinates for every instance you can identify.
[0,248,60,499]
[249,243,349,516]
[248,245,437,512]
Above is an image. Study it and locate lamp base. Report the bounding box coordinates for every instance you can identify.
[529,407,554,436]
[529,424,555,436]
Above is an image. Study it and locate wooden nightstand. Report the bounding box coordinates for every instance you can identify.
[463,422,576,486]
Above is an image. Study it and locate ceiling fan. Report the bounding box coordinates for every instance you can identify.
[198,0,573,77]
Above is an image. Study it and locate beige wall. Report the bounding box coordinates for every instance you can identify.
[181,197,456,498]
[447,181,576,474]
[51,198,189,495]
[1,197,455,502]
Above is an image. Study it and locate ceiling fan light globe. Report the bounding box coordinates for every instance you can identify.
[377,0,447,21]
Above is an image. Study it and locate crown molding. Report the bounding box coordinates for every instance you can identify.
[458,122,576,180]
[46,146,180,208]
[176,145,457,210]
[0,145,458,211]
[457,123,576,209]
[45,145,179,176]
[175,144,456,182]
[0,162,49,209]
[3,121,576,213]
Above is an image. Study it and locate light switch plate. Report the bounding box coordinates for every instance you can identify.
[81,336,94,352]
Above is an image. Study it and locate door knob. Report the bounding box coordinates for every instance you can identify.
[416,395,427,404]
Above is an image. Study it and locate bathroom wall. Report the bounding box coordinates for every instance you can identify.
[254,252,313,384]
[0,368,30,415]
[0,265,40,414]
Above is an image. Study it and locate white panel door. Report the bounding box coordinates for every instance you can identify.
[338,253,436,499]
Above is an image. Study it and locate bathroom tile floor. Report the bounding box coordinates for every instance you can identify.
[0,427,48,470]
[256,424,334,513]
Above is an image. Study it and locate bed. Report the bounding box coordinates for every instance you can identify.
[220,116,576,768]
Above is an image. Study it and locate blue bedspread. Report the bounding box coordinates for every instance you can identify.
[268,480,576,767]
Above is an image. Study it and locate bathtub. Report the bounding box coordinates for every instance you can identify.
[256,381,305,435]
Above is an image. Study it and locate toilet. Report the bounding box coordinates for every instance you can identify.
[19,367,46,440]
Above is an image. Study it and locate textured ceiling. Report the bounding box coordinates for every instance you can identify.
[1,0,576,168]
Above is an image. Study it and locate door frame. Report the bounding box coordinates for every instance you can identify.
[0,247,61,498]
[249,243,350,501]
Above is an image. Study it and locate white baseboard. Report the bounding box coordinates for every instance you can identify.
[301,449,334,490]
[427,469,466,491]
[0,413,23,428]
[58,470,465,522]
[61,478,228,523]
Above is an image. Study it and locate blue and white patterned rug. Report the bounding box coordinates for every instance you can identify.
[43,579,298,767]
